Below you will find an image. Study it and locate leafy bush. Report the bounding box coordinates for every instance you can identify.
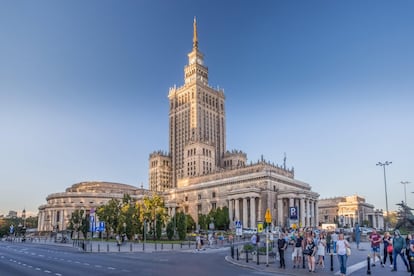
[243,244,254,252]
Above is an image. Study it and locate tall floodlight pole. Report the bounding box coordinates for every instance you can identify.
[401,181,411,205]
[376,161,392,220]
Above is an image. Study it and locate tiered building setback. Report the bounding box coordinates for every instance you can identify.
[150,18,319,229]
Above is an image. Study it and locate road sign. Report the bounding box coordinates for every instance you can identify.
[289,206,298,220]
[236,227,242,236]
[265,208,272,223]
[235,220,242,228]
[257,222,263,233]
[99,221,105,232]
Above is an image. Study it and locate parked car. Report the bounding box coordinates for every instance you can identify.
[361,227,373,235]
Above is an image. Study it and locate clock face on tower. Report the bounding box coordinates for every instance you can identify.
[197,57,203,65]
[190,57,196,64]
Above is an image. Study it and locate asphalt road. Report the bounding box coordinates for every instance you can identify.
[0,241,267,276]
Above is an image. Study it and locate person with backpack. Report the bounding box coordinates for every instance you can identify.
[277,232,288,269]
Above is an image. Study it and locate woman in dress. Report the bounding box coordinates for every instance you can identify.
[317,233,326,268]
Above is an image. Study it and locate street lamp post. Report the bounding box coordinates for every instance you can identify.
[401,181,411,205]
[376,161,392,229]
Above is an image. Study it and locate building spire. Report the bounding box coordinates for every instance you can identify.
[193,16,198,49]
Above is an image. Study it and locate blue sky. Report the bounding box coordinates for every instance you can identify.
[1,0,413,216]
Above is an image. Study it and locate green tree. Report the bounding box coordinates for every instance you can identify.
[186,214,196,232]
[198,214,208,230]
[96,198,121,240]
[67,209,89,239]
[137,194,168,240]
[155,213,163,239]
[166,220,174,240]
[176,212,187,240]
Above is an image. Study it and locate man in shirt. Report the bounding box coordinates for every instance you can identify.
[369,228,383,267]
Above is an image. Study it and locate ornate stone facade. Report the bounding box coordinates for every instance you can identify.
[38,19,320,232]
[318,195,384,229]
[151,19,319,229]
[37,181,149,232]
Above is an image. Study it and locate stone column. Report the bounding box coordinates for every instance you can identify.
[314,200,319,227]
[306,199,310,227]
[300,198,305,228]
[309,200,313,227]
[228,199,233,222]
[257,197,262,221]
[250,197,256,228]
[235,198,240,221]
[289,197,294,207]
[61,210,65,230]
[277,198,283,227]
[243,198,248,227]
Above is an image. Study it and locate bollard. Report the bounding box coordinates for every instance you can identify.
[155,243,157,251]
[161,243,163,250]
[188,241,191,248]
[180,243,183,249]
[130,243,132,252]
[330,253,333,271]
[367,255,371,274]
[257,246,259,265]
[236,248,239,261]
[231,245,234,259]
[118,243,121,252]
[107,244,109,252]
[302,252,305,268]
[246,250,249,263]
[171,243,173,250]
[142,242,145,251]
[90,243,92,252]
[98,244,100,252]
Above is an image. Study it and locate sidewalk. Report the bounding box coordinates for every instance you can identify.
[225,241,412,276]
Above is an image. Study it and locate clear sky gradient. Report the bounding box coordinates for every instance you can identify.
[1,0,413,216]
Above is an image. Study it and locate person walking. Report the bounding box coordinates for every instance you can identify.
[383,231,393,268]
[406,234,412,272]
[355,223,361,249]
[304,235,317,272]
[331,231,338,254]
[293,232,303,268]
[392,229,409,272]
[317,233,326,268]
[326,231,332,253]
[277,233,288,269]
[336,233,351,276]
[369,228,383,266]
[408,233,414,276]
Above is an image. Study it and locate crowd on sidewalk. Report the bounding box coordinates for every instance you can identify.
[245,226,414,276]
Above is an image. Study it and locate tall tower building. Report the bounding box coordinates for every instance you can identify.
[168,18,226,187]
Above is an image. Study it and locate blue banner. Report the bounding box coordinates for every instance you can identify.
[289,206,298,220]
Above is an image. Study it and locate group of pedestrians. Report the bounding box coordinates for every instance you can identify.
[369,228,414,275]
[247,227,414,276]
[271,228,351,275]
